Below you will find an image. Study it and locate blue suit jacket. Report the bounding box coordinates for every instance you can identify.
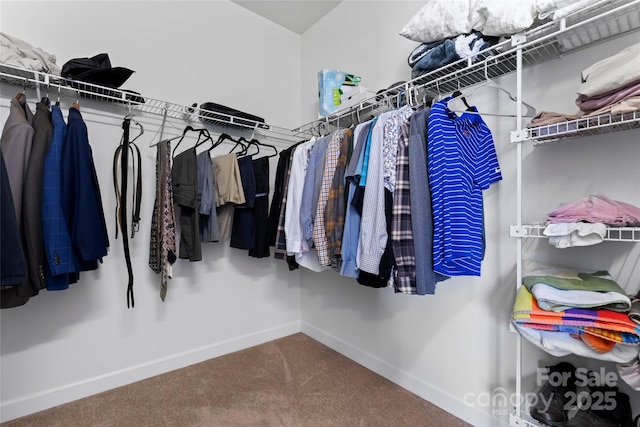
[60,107,109,271]
[42,105,76,290]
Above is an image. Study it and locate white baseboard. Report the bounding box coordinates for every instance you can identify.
[301,321,507,427]
[1,321,301,423]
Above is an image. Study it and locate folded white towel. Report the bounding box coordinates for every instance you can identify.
[544,222,607,248]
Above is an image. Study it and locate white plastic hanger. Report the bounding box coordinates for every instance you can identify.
[446,62,537,118]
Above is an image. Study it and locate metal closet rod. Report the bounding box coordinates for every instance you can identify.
[0,65,312,143]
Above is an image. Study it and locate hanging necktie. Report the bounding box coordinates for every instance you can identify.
[149,139,177,301]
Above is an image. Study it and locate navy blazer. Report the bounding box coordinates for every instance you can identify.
[60,107,109,270]
[42,105,76,290]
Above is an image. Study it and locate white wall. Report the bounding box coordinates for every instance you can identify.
[0,1,303,421]
[300,2,640,426]
[2,1,639,425]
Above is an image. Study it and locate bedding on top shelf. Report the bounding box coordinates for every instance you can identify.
[400,0,632,80]
[399,0,604,44]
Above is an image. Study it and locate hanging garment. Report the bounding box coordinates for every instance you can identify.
[1,94,34,308]
[408,108,449,295]
[172,147,201,261]
[313,129,346,267]
[267,145,296,246]
[42,104,75,291]
[21,99,53,296]
[296,137,330,272]
[149,140,177,301]
[230,155,256,250]
[248,156,271,258]
[357,106,414,287]
[383,106,413,193]
[357,112,394,275]
[284,138,316,256]
[213,153,245,241]
[428,99,502,277]
[196,151,220,243]
[1,94,34,225]
[274,146,299,264]
[325,129,353,271]
[60,106,110,273]
[357,188,394,288]
[0,150,26,289]
[340,121,373,278]
[391,115,417,293]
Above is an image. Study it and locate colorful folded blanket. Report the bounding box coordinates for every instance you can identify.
[513,286,640,345]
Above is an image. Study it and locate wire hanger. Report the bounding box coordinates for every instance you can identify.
[482,64,537,118]
[238,136,257,156]
[124,114,145,144]
[261,140,279,158]
[247,136,278,158]
[446,61,537,118]
[227,134,247,155]
[451,79,472,110]
[149,106,169,147]
[73,90,80,110]
[172,125,210,158]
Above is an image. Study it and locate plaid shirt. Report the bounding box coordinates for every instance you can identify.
[325,129,353,270]
[391,117,417,293]
[313,129,345,266]
[274,148,298,260]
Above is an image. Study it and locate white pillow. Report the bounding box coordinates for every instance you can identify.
[399,0,476,44]
[473,0,536,37]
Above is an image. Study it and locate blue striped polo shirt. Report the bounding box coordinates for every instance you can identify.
[427,98,502,277]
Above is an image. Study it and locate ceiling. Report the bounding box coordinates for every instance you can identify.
[231,1,342,34]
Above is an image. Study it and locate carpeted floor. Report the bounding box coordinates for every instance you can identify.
[1,333,470,426]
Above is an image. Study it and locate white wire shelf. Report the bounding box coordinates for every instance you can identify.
[295,0,640,134]
[521,110,640,144]
[511,224,640,241]
[0,64,311,143]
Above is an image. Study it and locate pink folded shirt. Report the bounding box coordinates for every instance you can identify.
[576,80,640,112]
[546,195,640,226]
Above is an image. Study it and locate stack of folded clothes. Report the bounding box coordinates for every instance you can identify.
[512,261,640,363]
[542,195,640,248]
[527,42,640,134]
[408,32,500,79]
[576,43,640,117]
